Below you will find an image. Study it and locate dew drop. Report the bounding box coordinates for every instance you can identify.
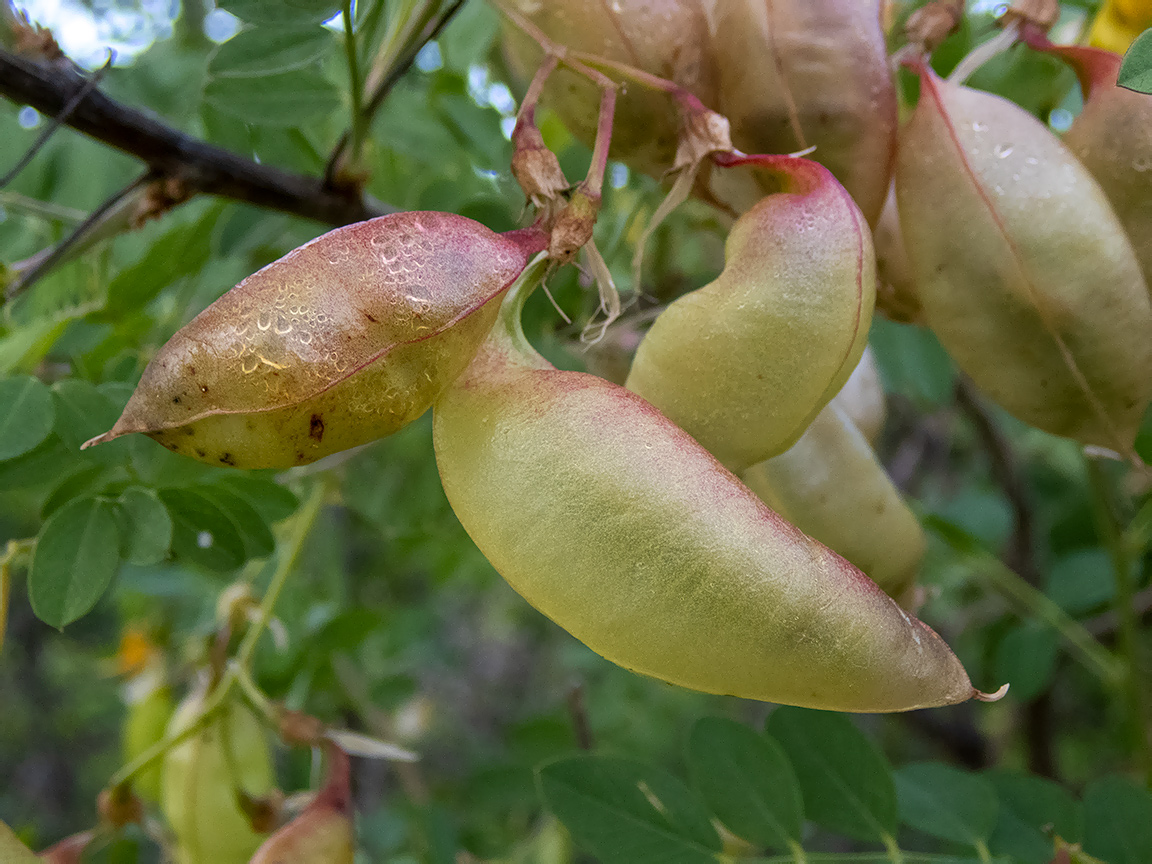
[994,144,1013,159]
[972,121,988,133]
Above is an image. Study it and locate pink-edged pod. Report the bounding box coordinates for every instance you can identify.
[1024,30,1152,294]
[873,184,924,325]
[743,403,923,605]
[433,255,984,712]
[709,0,897,225]
[83,213,539,469]
[624,155,874,474]
[831,346,886,445]
[895,62,1152,452]
[501,0,720,178]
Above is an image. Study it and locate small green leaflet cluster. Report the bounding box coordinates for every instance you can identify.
[0,374,298,629]
[1118,28,1152,94]
[538,709,1152,864]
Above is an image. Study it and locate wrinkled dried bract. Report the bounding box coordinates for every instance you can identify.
[831,346,886,445]
[895,65,1152,452]
[710,0,897,225]
[743,403,923,605]
[625,157,874,473]
[433,259,978,712]
[501,0,720,178]
[85,212,529,469]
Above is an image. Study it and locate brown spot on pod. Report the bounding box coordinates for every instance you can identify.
[895,61,1152,452]
[82,212,530,469]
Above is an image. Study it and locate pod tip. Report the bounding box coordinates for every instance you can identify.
[80,430,115,450]
[974,682,1010,702]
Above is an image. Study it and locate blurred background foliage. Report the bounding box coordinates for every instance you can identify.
[1,0,1151,862]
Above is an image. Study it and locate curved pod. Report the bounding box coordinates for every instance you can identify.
[625,156,874,473]
[895,64,1152,451]
[434,258,978,712]
[831,346,886,445]
[743,403,922,604]
[86,213,530,469]
[710,0,897,225]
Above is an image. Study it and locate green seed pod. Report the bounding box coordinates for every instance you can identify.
[161,680,274,864]
[895,62,1152,452]
[84,213,536,469]
[710,0,897,225]
[122,679,175,804]
[625,156,874,474]
[743,403,922,604]
[434,257,984,712]
[831,346,885,445]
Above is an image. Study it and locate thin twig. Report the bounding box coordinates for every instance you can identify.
[340,0,367,173]
[566,683,593,750]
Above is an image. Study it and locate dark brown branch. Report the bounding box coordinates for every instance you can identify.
[0,48,393,228]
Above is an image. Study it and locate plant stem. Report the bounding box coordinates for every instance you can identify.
[881,831,904,864]
[974,839,992,864]
[341,0,367,173]
[787,839,809,864]
[1086,457,1152,783]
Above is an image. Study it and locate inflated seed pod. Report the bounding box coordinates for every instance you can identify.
[710,0,897,225]
[831,346,886,445]
[625,156,874,473]
[84,213,538,469]
[1025,33,1152,294]
[895,62,1152,452]
[162,680,274,864]
[434,257,984,713]
[743,403,922,604]
[501,0,720,178]
[873,184,924,325]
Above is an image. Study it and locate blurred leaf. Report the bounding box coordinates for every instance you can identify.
[197,486,275,559]
[0,819,38,862]
[869,317,955,406]
[116,487,173,566]
[51,379,120,452]
[895,762,998,848]
[1045,550,1114,615]
[686,716,803,853]
[538,756,721,864]
[203,70,341,127]
[218,0,341,24]
[988,771,1081,864]
[767,707,897,843]
[209,24,335,77]
[1118,28,1152,93]
[439,0,500,71]
[42,464,116,519]
[1082,775,1152,864]
[0,435,78,490]
[993,621,1059,703]
[29,496,121,628]
[214,475,299,523]
[158,487,247,571]
[0,375,54,461]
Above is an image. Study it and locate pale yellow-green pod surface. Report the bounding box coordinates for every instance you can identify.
[434,258,982,713]
[831,346,886,446]
[625,156,874,474]
[896,63,1152,453]
[743,403,922,604]
[161,681,274,864]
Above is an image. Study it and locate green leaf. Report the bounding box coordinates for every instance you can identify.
[42,464,116,519]
[987,771,1081,864]
[686,717,803,852]
[1082,775,1152,864]
[196,486,275,559]
[1118,28,1152,94]
[159,487,247,571]
[0,375,54,461]
[0,436,78,490]
[1045,550,1114,614]
[203,69,341,126]
[869,316,955,406]
[895,762,998,848]
[993,622,1058,703]
[766,707,897,843]
[210,24,335,77]
[219,0,341,24]
[29,497,121,628]
[116,487,173,565]
[538,756,721,864]
[0,819,38,863]
[51,379,120,452]
[213,475,299,523]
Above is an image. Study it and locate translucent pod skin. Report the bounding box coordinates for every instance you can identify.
[501,0,720,178]
[895,64,1152,452]
[434,258,979,713]
[625,156,874,474]
[831,346,885,446]
[743,403,923,605]
[709,0,897,225]
[85,213,534,469]
[1026,35,1152,296]
[161,683,274,864]
[873,184,924,325]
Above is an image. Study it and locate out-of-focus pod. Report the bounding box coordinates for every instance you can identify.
[831,346,886,445]
[873,184,924,324]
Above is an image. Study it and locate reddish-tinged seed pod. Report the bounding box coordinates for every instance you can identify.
[710,0,897,225]
[434,257,988,713]
[1023,30,1152,295]
[625,156,874,473]
[37,831,94,864]
[84,213,539,469]
[743,403,923,605]
[895,62,1152,452]
[501,0,720,178]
